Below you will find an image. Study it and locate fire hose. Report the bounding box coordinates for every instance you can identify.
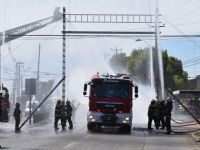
[171,128,200,134]
[166,88,200,133]
[170,118,200,133]
[171,118,197,124]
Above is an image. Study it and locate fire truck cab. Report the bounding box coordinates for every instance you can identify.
[83,73,138,132]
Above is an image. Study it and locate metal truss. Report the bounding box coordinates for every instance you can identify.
[62,31,155,34]
[65,14,156,23]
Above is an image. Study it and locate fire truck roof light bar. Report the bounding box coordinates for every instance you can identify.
[100,73,131,80]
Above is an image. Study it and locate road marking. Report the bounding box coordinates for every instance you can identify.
[64,142,78,149]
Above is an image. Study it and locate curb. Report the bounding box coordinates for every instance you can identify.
[191,132,200,142]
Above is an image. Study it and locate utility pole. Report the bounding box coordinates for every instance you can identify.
[15,61,24,100]
[37,43,40,83]
[21,74,23,97]
[36,43,41,102]
[111,47,122,56]
[62,7,66,102]
[12,79,15,104]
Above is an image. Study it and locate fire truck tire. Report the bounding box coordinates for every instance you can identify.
[126,126,131,133]
[87,123,94,131]
[121,125,131,133]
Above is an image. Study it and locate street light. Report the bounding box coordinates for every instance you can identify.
[135,39,155,100]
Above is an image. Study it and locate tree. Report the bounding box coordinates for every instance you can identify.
[163,50,188,90]
[109,48,188,91]
[109,48,149,84]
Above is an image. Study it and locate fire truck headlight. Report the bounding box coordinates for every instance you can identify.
[88,115,96,122]
[89,115,93,119]
[91,118,96,122]
[122,117,130,124]
[125,117,130,121]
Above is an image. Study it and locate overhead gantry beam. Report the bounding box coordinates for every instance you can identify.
[65,14,157,23]
[62,31,155,34]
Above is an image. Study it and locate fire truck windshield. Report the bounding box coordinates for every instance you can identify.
[92,81,129,98]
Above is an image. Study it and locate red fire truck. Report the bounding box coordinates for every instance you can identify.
[83,73,138,132]
[0,86,10,122]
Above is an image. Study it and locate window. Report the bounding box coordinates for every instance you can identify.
[92,81,129,98]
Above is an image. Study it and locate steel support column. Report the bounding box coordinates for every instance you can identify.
[62,7,66,102]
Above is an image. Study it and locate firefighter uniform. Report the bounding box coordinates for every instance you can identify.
[165,98,173,134]
[148,100,156,130]
[158,101,165,129]
[154,101,160,129]
[54,100,62,129]
[61,101,67,129]
[13,103,21,131]
[66,101,73,129]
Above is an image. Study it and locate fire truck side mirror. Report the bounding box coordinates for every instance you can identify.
[83,83,88,96]
[134,86,138,94]
[83,91,87,96]
[84,83,87,91]
[135,93,138,98]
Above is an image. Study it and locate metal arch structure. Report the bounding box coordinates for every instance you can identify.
[65,13,157,24]
[61,7,161,102]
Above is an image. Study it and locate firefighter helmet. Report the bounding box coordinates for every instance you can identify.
[16,102,20,107]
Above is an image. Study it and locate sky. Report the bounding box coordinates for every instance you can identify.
[1,0,200,95]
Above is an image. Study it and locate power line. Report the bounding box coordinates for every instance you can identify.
[164,0,200,21]
[7,34,200,37]
[183,61,200,68]
[163,15,200,54]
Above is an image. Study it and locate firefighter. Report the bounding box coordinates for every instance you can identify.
[154,101,160,129]
[0,100,2,121]
[54,100,62,129]
[66,100,73,129]
[60,100,67,130]
[148,99,156,130]
[165,97,173,134]
[13,103,21,132]
[158,101,165,129]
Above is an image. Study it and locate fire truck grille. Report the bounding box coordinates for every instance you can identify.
[96,102,123,112]
[101,114,116,123]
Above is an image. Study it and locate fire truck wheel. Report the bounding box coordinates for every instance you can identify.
[96,125,102,131]
[87,123,94,131]
[121,125,131,133]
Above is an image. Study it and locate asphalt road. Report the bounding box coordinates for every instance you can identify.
[0,121,200,150]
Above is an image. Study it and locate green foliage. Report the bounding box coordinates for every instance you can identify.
[109,48,149,84]
[109,48,188,90]
[163,50,188,90]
